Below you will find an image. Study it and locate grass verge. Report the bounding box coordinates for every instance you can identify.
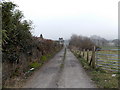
[72,50,119,88]
[3,48,63,88]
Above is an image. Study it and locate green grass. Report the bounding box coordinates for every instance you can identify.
[29,62,42,69]
[91,71,119,88]
[79,57,91,70]
[41,55,47,63]
[101,46,118,49]
[46,54,51,58]
[96,49,118,72]
[29,54,53,70]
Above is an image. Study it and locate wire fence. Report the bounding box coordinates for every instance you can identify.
[96,48,120,72]
[76,47,120,72]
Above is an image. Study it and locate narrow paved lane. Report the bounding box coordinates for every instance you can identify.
[57,49,96,88]
[23,48,65,88]
[23,48,96,88]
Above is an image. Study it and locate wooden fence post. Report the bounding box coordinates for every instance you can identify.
[83,49,85,57]
[92,46,96,68]
[87,49,89,62]
[89,52,92,66]
[82,51,83,57]
[79,51,81,57]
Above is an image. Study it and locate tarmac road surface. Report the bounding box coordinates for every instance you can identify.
[23,48,96,88]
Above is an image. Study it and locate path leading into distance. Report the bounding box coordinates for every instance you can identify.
[23,48,96,88]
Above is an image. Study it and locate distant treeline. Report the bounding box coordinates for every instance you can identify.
[69,34,97,50]
[69,34,119,51]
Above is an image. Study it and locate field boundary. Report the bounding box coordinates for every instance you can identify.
[71,47,120,72]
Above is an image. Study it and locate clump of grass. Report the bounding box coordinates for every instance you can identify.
[91,72,119,88]
[29,62,41,69]
[46,54,51,58]
[79,57,91,70]
[63,48,66,59]
[41,56,47,62]
[12,68,19,77]
[60,63,64,68]
[73,52,91,70]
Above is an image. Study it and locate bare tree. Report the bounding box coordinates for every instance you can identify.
[69,34,96,50]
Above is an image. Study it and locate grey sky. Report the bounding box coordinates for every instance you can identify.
[11,0,119,40]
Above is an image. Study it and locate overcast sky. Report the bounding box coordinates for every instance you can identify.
[11,0,119,40]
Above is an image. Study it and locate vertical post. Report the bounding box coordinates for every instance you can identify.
[87,49,89,62]
[92,46,96,68]
[118,2,120,88]
[84,49,86,59]
[81,50,83,57]
[79,51,81,55]
[79,51,81,57]
[89,52,92,66]
[83,49,85,58]
[0,4,2,89]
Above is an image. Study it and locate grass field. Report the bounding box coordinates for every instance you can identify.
[96,47,119,72]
